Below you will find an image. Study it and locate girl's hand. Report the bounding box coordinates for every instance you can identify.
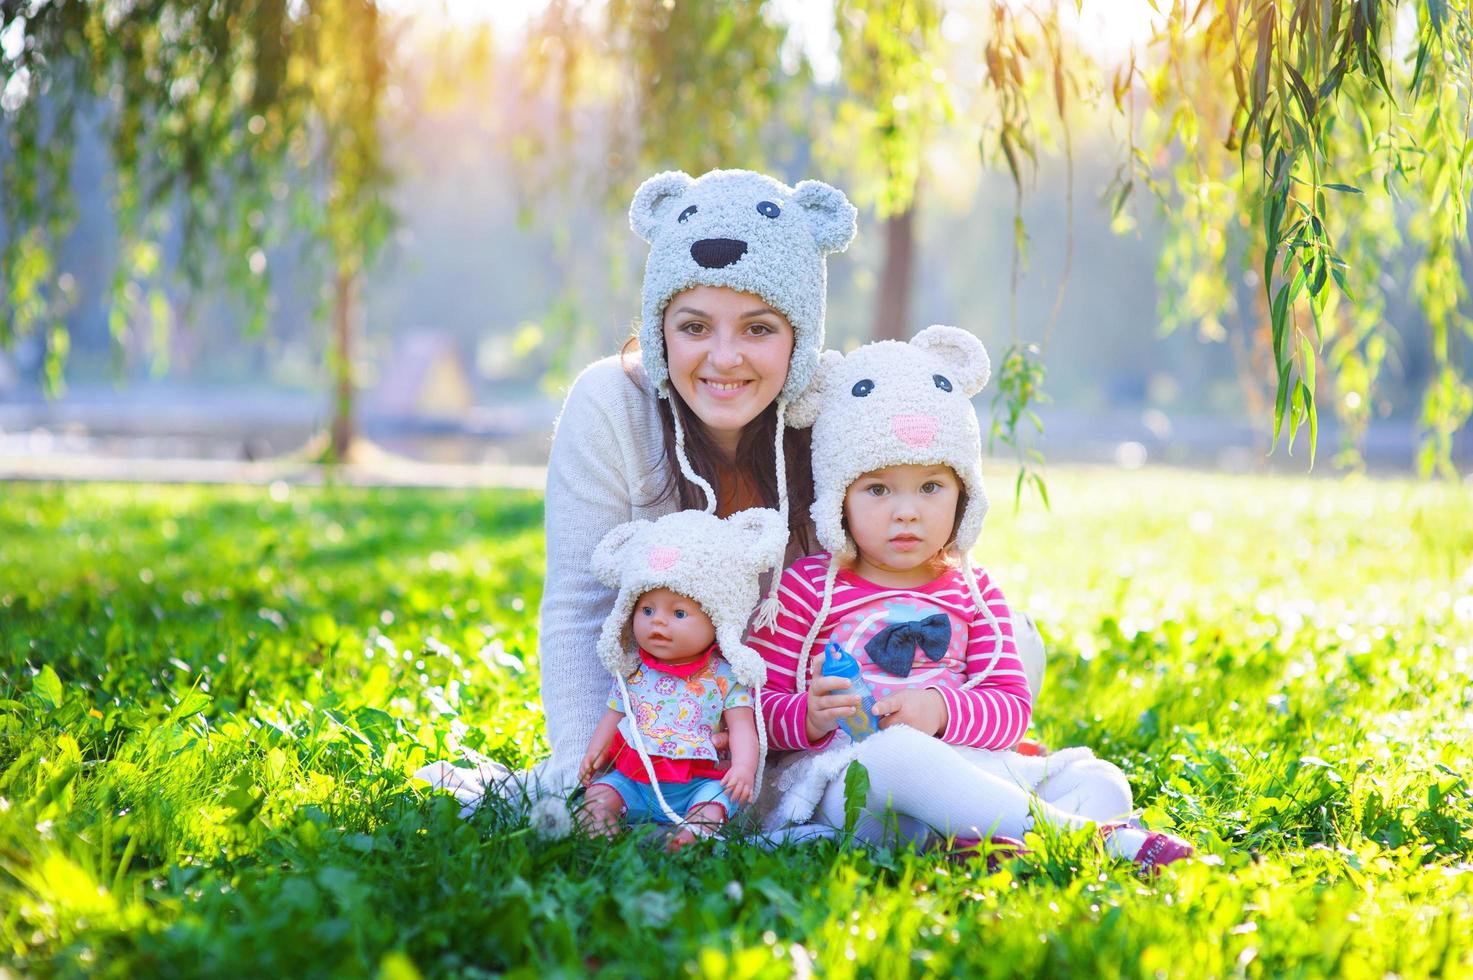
[874,688,948,737]
[720,762,756,805]
[805,674,862,744]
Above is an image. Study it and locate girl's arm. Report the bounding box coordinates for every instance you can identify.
[745,560,841,751]
[718,706,758,804]
[928,567,1033,750]
[579,707,625,786]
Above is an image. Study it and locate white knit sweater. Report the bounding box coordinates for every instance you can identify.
[538,353,681,787]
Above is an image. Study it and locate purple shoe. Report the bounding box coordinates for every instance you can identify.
[943,835,1029,872]
[1123,828,1194,875]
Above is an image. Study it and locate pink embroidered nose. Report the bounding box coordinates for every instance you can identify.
[891,414,938,447]
[647,546,681,571]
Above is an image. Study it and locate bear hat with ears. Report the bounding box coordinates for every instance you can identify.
[788,324,993,564]
[630,169,858,405]
[590,507,788,690]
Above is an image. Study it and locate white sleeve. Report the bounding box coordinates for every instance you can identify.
[537,360,659,780]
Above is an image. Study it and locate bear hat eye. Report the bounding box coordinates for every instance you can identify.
[933,374,953,393]
[852,379,875,397]
[678,204,698,223]
[756,200,781,218]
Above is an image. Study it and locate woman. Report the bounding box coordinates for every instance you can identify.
[539,168,860,793]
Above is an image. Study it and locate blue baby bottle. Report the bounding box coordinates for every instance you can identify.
[821,641,880,741]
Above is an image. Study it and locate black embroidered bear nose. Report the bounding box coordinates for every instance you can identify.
[690,238,748,269]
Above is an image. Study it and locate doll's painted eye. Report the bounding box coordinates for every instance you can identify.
[674,609,687,619]
[852,379,874,397]
[933,374,953,392]
[756,200,781,218]
[678,205,698,223]
[640,607,653,616]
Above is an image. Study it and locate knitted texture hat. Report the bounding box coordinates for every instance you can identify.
[786,325,1014,694]
[630,168,858,405]
[591,507,788,690]
[789,324,992,562]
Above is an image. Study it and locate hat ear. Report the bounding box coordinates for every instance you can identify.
[785,348,844,428]
[794,179,858,254]
[591,520,649,587]
[912,325,991,396]
[727,507,787,569]
[629,171,696,243]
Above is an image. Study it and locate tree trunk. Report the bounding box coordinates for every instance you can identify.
[330,269,355,462]
[871,184,918,342]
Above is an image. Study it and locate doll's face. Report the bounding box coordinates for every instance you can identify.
[630,587,717,663]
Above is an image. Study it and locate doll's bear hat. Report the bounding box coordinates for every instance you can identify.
[630,168,857,403]
[789,325,993,562]
[591,507,788,690]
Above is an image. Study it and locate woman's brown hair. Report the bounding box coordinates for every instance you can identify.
[622,336,818,556]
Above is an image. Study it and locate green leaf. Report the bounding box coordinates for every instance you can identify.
[33,665,63,709]
[842,760,870,837]
[1322,182,1362,193]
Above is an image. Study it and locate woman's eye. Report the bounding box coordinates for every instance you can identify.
[756,200,781,218]
[747,323,773,336]
[674,610,687,619]
[678,204,698,223]
[933,374,953,392]
[852,379,875,397]
[680,321,709,335]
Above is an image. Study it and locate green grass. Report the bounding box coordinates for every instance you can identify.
[2,468,1471,977]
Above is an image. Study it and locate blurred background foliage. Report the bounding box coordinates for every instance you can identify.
[1,0,1471,476]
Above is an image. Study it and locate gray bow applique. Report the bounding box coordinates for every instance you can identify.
[864,614,952,677]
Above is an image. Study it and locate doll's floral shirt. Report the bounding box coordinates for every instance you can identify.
[608,645,752,761]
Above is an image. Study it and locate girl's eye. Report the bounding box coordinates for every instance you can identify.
[865,484,888,496]
[933,374,953,392]
[852,379,875,397]
[674,610,687,619]
[678,204,698,223]
[756,200,781,218]
[921,481,940,493]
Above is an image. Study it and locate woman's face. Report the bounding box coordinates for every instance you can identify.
[662,285,794,455]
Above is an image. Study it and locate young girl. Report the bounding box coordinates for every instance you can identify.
[578,507,785,848]
[749,325,1193,873]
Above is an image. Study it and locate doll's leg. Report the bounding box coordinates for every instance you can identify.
[577,783,627,837]
[1034,757,1134,823]
[668,800,728,852]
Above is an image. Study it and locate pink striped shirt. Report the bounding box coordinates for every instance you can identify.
[749,554,1032,752]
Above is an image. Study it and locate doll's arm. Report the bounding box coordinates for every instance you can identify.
[579,708,624,786]
[718,706,758,805]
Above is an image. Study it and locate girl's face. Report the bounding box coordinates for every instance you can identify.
[662,285,794,458]
[631,587,717,663]
[843,464,962,587]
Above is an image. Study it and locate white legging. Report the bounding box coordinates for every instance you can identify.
[814,725,1135,848]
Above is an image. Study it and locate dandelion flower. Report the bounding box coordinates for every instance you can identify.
[529,797,573,840]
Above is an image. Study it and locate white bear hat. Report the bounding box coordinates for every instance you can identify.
[631,168,858,405]
[629,168,858,617]
[785,325,1023,694]
[592,506,787,819]
[591,506,789,691]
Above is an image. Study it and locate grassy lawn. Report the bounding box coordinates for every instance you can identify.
[2,468,1471,977]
